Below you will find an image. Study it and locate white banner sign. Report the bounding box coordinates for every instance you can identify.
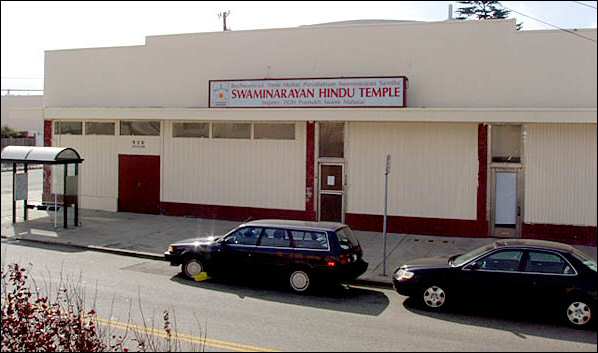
[209,77,407,108]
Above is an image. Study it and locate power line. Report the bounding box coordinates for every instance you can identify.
[502,4,597,43]
[571,1,598,10]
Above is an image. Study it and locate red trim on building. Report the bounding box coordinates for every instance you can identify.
[477,123,489,235]
[522,223,597,247]
[345,213,488,238]
[345,123,490,238]
[160,202,314,222]
[42,120,53,202]
[305,122,317,221]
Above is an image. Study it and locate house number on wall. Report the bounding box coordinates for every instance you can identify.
[131,140,146,148]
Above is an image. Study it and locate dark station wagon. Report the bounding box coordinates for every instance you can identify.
[393,239,597,328]
[165,220,368,293]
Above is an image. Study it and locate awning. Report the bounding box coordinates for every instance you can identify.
[1,146,83,164]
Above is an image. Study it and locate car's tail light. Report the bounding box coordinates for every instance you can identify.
[327,261,337,267]
[339,254,352,265]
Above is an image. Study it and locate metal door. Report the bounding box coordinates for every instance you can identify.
[318,164,344,222]
[118,155,160,214]
[491,168,522,238]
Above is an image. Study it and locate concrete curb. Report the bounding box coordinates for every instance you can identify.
[1,235,165,261]
[1,234,395,288]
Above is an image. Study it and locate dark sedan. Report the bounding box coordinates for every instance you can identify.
[165,220,368,293]
[393,239,597,328]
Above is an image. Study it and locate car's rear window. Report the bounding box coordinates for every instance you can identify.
[572,248,597,273]
[336,227,359,251]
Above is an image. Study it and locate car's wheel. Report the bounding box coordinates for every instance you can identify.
[182,258,204,279]
[289,270,311,293]
[563,298,593,328]
[421,285,448,310]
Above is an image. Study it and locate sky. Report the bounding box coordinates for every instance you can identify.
[1,1,596,91]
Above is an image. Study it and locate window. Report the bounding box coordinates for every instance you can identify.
[319,122,344,158]
[254,123,295,140]
[290,231,329,250]
[224,227,261,246]
[259,228,291,248]
[336,227,359,250]
[173,122,209,138]
[477,250,524,272]
[85,122,115,135]
[491,125,521,163]
[55,121,82,135]
[571,249,597,273]
[452,244,496,267]
[212,123,251,139]
[120,121,160,136]
[525,251,574,275]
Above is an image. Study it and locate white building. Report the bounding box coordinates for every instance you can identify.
[1,95,44,145]
[43,19,597,246]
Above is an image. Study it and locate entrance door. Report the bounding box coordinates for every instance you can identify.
[319,164,344,222]
[491,169,521,237]
[118,155,160,214]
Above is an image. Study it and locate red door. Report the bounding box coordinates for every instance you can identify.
[118,155,160,214]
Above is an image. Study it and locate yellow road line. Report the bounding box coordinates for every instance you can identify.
[96,317,278,352]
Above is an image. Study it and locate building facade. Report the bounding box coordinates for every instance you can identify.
[43,19,597,245]
[1,95,44,146]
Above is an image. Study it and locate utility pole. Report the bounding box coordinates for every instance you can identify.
[218,10,231,31]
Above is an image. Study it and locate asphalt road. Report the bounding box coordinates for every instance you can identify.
[1,240,596,352]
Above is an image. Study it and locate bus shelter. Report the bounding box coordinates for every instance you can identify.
[1,146,84,228]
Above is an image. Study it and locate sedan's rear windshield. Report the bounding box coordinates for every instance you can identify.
[336,227,359,250]
[572,249,597,272]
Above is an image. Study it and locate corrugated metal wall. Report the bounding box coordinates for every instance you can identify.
[524,124,597,226]
[346,122,479,220]
[54,126,162,211]
[161,122,306,210]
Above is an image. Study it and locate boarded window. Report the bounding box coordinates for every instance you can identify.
[55,121,82,135]
[173,122,209,138]
[319,122,344,158]
[492,125,521,163]
[120,121,160,136]
[254,123,295,140]
[212,123,251,139]
[85,122,115,135]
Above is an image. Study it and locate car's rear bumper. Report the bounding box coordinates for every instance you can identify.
[328,259,369,281]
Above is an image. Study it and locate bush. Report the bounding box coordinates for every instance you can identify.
[1,264,204,352]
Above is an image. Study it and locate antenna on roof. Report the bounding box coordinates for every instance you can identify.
[218,10,231,31]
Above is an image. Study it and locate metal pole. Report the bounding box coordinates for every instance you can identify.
[382,167,389,276]
[12,163,16,224]
[63,164,68,229]
[54,185,57,228]
[74,164,79,227]
[382,154,391,276]
[24,164,28,221]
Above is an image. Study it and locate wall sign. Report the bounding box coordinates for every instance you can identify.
[209,76,407,108]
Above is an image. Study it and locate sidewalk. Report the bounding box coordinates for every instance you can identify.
[2,208,596,286]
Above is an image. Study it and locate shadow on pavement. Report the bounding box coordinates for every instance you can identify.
[170,274,390,316]
[402,297,597,345]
